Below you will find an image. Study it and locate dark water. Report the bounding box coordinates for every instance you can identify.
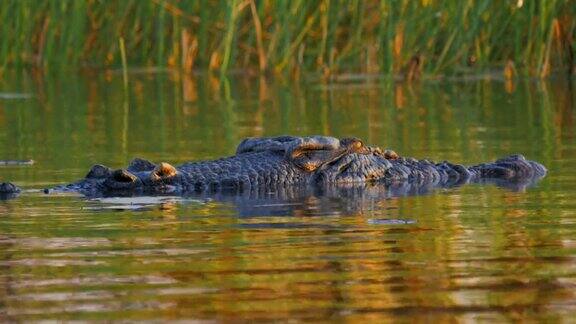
[0,71,575,321]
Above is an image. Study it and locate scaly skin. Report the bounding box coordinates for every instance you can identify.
[0,135,546,199]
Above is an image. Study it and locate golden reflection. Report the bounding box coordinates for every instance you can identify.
[182,73,197,104]
[209,74,221,101]
[132,79,145,103]
[394,84,405,109]
[86,75,99,132]
[504,60,516,80]
[31,68,47,108]
[158,202,178,219]
[505,78,516,94]
[258,76,270,102]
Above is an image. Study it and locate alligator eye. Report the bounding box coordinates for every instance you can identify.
[340,137,362,149]
[151,162,178,181]
[158,162,177,177]
[112,169,138,183]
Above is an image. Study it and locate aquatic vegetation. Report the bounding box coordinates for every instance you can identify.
[1,0,574,78]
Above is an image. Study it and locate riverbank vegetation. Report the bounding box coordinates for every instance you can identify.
[2,0,574,78]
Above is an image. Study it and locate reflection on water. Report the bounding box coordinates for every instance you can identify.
[0,70,574,321]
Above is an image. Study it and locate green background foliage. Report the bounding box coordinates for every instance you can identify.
[1,0,575,77]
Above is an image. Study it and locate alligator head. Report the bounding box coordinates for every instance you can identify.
[63,158,186,196]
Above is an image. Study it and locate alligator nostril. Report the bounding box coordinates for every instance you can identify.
[151,162,178,181]
[112,169,138,183]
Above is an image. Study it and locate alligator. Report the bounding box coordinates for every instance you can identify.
[0,135,546,200]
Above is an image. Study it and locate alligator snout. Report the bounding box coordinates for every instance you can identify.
[93,161,183,194]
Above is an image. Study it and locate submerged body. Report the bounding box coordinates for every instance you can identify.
[1,135,546,198]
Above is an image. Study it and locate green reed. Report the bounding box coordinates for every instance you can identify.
[1,0,574,78]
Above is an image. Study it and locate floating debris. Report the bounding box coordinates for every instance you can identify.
[0,160,34,166]
[367,218,416,225]
[0,93,33,100]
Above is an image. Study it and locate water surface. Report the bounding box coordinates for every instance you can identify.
[0,71,574,321]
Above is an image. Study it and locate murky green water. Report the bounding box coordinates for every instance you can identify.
[0,71,575,321]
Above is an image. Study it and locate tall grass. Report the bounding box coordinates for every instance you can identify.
[1,0,574,78]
